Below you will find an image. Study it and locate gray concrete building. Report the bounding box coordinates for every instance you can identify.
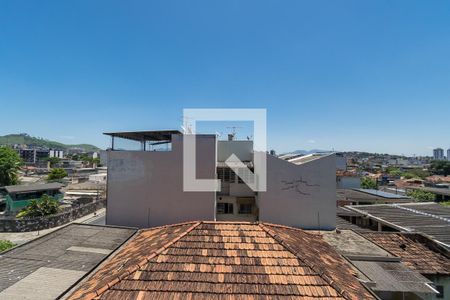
[104,130,336,229]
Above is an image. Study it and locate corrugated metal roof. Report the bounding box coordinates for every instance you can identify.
[0,224,136,299]
[347,203,450,248]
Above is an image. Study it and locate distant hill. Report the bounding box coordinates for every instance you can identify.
[0,133,101,152]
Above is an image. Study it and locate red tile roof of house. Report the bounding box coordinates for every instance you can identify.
[67,221,375,300]
[362,232,450,275]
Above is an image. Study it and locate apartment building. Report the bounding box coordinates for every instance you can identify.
[433,148,444,160]
[104,130,336,229]
[17,148,49,164]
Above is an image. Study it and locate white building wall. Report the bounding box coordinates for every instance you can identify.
[106,134,216,228]
[258,154,336,230]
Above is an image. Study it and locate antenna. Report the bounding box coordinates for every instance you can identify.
[226,126,242,141]
[180,115,194,134]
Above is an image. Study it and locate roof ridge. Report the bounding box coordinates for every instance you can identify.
[258,223,352,300]
[92,221,202,298]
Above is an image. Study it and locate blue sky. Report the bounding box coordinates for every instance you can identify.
[1,1,449,156]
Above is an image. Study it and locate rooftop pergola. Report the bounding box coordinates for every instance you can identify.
[104,130,181,150]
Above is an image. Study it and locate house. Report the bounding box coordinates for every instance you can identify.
[362,232,450,300]
[104,130,336,229]
[65,221,376,300]
[0,182,64,214]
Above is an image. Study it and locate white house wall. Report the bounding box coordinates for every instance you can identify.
[258,154,336,230]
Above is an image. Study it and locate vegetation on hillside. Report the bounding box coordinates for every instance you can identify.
[406,189,436,202]
[0,240,15,252]
[0,146,23,186]
[0,133,100,152]
[386,167,430,180]
[16,194,60,218]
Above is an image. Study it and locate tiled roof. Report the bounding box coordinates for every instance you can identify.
[362,232,450,275]
[67,221,374,300]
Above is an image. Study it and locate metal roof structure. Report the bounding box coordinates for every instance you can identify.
[337,189,412,204]
[0,223,136,300]
[349,259,435,294]
[322,230,436,295]
[346,203,450,248]
[336,217,374,232]
[354,189,411,199]
[103,130,182,142]
[4,182,63,194]
[287,153,333,165]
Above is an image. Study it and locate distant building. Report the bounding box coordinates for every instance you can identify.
[17,148,49,164]
[0,183,63,214]
[448,148,450,161]
[433,148,444,160]
[104,130,336,229]
[49,149,64,159]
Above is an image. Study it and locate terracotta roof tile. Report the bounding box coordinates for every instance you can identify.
[67,222,375,300]
[362,232,450,275]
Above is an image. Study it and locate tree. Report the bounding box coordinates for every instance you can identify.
[430,161,450,176]
[361,177,378,189]
[406,189,435,202]
[44,157,61,168]
[406,168,430,180]
[0,146,23,186]
[47,168,68,181]
[16,194,60,218]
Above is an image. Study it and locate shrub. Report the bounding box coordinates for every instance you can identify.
[16,194,60,218]
[361,177,377,189]
[406,189,435,202]
[47,168,68,181]
[0,240,15,252]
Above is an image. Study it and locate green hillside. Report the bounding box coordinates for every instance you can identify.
[0,133,101,152]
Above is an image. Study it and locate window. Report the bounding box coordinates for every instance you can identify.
[217,203,233,214]
[239,204,252,214]
[217,168,234,183]
[436,285,444,298]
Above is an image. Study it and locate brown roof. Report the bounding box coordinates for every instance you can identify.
[426,175,450,184]
[362,232,450,275]
[67,221,375,300]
